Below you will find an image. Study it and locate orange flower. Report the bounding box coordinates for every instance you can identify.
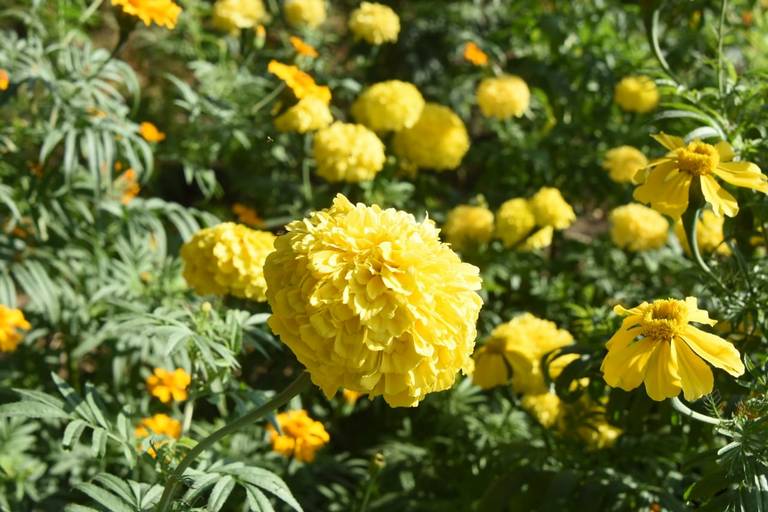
[267,60,331,103]
[266,410,329,462]
[290,36,319,58]
[256,24,266,38]
[135,413,182,457]
[232,203,264,227]
[111,0,182,29]
[146,368,191,403]
[139,121,166,142]
[463,42,488,66]
[0,306,31,353]
[0,69,9,91]
[116,169,140,204]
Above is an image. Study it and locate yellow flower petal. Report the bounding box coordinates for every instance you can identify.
[671,336,714,401]
[472,353,509,389]
[651,133,685,151]
[634,167,691,218]
[684,297,717,326]
[681,325,745,377]
[715,140,735,162]
[601,328,655,391]
[700,174,738,218]
[714,162,768,193]
[643,341,681,401]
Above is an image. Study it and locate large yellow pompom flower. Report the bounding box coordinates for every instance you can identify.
[212,0,267,33]
[634,134,768,218]
[609,203,669,252]
[601,297,745,401]
[528,187,576,230]
[284,0,326,28]
[111,0,182,29]
[264,194,483,407]
[351,81,425,132]
[274,97,333,133]
[180,223,276,301]
[602,146,648,184]
[613,75,659,113]
[0,306,31,352]
[442,205,494,251]
[476,75,530,120]
[265,410,330,462]
[312,122,385,183]
[146,368,191,403]
[393,103,470,172]
[675,210,730,256]
[348,2,400,45]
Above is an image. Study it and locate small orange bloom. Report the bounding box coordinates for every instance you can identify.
[0,306,31,353]
[146,368,191,403]
[290,36,318,58]
[256,24,266,38]
[0,69,10,91]
[342,389,362,405]
[135,413,182,457]
[267,60,331,103]
[116,169,140,204]
[266,410,329,462]
[232,203,264,227]
[139,121,166,142]
[463,42,488,66]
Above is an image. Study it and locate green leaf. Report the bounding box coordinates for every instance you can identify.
[207,475,236,512]
[0,401,69,419]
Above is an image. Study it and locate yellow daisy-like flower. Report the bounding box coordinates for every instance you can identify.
[138,122,165,142]
[613,75,659,113]
[111,0,182,29]
[180,223,276,301]
[675,209,730,256]
[212,0,267,34]
[528,187,576,230]
[135,413,181,457]
[264,194,483,407]
[267,60,331,103]
[601,297,745,401]
[393,103,470,172]
[602,145,648,184]
[232,203,264,227]
[495,198,536,248]
[521,392,562,428]
[290,36,319,58]
[442,205,494,251]
[463,42,488,66]
[609,203,669,252]
[0,69,9,91]
[146,368,191,403]
[313,122,385,183]
[275,96,333,133]
[348,2,400,45]
[284,0,326,28]
[634,134,768,218]
[266,410,329,462]
[0,306,31,353]
[351,80,425,132]
[476,75,530,120]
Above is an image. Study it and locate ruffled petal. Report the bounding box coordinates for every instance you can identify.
[714,162,768,193]
[700,175,739,218]
[681,326,745,377]
[601,329,656,391]
[643,341,682,401]
[671,336,714,401]
[652,133,686,151]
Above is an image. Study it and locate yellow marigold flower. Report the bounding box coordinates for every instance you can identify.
[674,210,730,256]
[348,2,400,45]
[232,203,264,227]
[495,198,536,248]
[146,368,191,403]
[313,122,385,183]
[602,145,648,184]
[284,0,326,28]
[0,69,8,91]
[264,194,483,407]
[290,36,319,58]
[463,42,488,66]
[442,205,494,251]
[635,134,768,219]
[116,169,140,204]
[267,60,331,103]
[212,0,267,34]
[529,187,576,230]
[135,413,181,457]
[609,203,669,252]
[0,306,31,353]
[138,121,165,142]
[112,0,182,29]
[266,410,329,462]
[275,97,332,133]
[476,75,530,120]
[519,226,554,252]
[613,75,659,113]
[393,103,470,172]
[601,297,745,401]
[342,389,362,405]
[351,80,425,132]
[521,392,562,428]
[180,223,276,301]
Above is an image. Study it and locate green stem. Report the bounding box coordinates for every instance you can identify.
[670,396,723,426]
[681,206,727,291]
[356,453,385,512]
[644,2,680,84]
[154,371,312,512]
[717,0,728,98]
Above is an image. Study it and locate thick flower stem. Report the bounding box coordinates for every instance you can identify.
[670,396,723,426]
[154,371,312,512]
[682,206,727,291]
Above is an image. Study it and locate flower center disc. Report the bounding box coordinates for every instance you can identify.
[640,300,687,341]
[676,142,719,176]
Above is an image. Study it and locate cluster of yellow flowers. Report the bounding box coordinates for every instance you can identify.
[180,222,276,301]
[393,103,470,172]
[313,122,386,182]
[111,0,182,29]
[613,75,659,113]
[348,2,400,45]
[351,80,425,132]
[495,187,575,250]
[0,306,30,353]
[476,75,530,120]
[609,203,669,253]
[266,409,330,462]
[263,194,483,407]
[212,0,267,34]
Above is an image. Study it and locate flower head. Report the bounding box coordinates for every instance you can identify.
[522,392,562,428]
[463,42,488,66]
[351,80,425,132]
[266,410,329,462]
[290,36,319,58]
[232,203,264,227]
[602,145,648,184]
[529,187,576,230]
[634,134,768,218]
[212,0,267,33]
[180,223,276,301]
[275,96,332,133]
[675,209,730,256]
[393,103,470,172]
[495,198,536,248]
[138,122,165,142]
[264,195,483,407]
[284,0,326,28]
[135,413,181,457]
[614,75,659,113]
[601,297,745,401]
[267,60,331,103]
[115,169,140,204]
[0,306,30,352]
[443,205,494,251]
[476,75,530,119]
[348,2,400,45]
[112,0,181,29]
[313,122,385,182]
[146,368,191,403]
[609,203,669,252]
[0,70,9,91]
